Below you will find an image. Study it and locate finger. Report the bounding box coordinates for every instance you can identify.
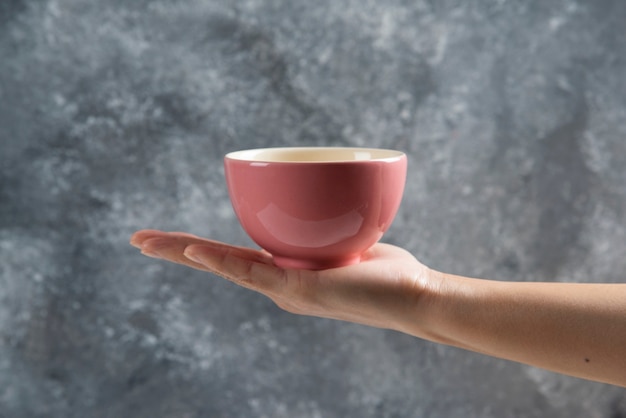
[136,230,272,261]
[165,232,271,261]
[182,240,274,265]
[131,230,226,250]
[130,229,168,248]
[140,237,214,272]
[131,230,218,249]
[183,244,293,293]
[138,233,275,272]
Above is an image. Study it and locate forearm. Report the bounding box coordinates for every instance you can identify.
[415,271,626,387]
[132,230,626,386]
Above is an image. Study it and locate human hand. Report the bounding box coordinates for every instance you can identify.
[130,230,435,335]
[130,230,626,387]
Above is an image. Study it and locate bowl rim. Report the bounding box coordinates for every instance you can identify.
[225,147,406,163]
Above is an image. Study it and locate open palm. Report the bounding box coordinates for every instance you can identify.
[131,230,432,334]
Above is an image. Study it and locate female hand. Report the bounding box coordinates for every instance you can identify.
[130,229,626,387]
[130,229,436,336]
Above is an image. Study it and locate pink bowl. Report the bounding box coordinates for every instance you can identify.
[224,147,407,270]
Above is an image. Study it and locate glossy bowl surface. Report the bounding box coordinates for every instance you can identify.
[224,147,407,269]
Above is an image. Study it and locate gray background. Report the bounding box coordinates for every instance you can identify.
[2,0,626,416]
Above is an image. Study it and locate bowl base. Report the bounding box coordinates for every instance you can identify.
[272,254,361,270]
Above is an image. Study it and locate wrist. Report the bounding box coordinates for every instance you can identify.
[406,268,490,351]
[396,265,450,340]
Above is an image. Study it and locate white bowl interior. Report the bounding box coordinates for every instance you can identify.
[226,147,404,163]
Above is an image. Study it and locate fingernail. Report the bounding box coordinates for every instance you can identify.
[130,237,142,249]
[141,248,163,259]
[183,247,202,264]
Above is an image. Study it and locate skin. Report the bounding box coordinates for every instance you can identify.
[131,229,626,387]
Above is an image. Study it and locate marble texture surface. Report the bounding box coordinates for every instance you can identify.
[2,0,626,416]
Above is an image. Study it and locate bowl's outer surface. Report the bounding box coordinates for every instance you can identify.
[224,152,407,269]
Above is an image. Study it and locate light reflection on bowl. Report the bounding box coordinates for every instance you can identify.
[224,147,407,270]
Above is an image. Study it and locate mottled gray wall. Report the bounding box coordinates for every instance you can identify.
[2,0,626,416]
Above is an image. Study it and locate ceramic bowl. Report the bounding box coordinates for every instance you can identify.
[224,147,407,270]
